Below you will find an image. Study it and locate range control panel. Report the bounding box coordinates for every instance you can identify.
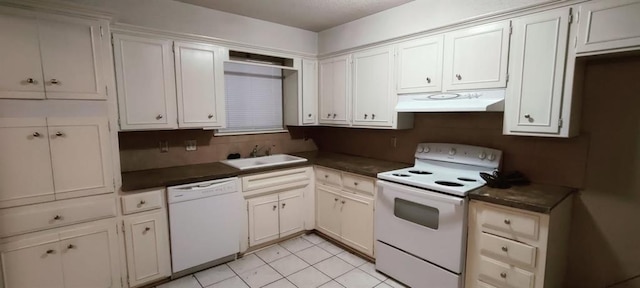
[414,143,502,169]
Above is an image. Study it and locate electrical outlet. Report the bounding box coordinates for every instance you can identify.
[159,141,169,153]
[185,140,197,151]
[391,137,397,148]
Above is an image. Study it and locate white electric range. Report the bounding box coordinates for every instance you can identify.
[375,143,502,288]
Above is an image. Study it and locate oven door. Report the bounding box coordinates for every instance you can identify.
[375,180,467,273]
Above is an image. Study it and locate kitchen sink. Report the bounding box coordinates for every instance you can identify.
[220,154,307,170]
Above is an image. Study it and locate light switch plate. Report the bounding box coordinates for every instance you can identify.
[185,140,197,151]
[159,141,169,153]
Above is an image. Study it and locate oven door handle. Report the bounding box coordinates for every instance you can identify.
[378,180,464,206]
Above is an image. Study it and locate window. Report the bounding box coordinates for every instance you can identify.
[217,61,284,134]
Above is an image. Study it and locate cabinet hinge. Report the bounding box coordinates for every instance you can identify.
[105,86,108,96]
[110,35,114,46]
[568,8,573,24]
[121,223,126,233]
[506,73,509,83]
[559,118,564,128]
[509,24,513,35]
[576,11,580,24]
[120,277,123,288]
[100,26,104,37]
[172,42,175,52]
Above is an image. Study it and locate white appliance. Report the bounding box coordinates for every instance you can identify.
[395,89,505,112]
[167,177,243,274]
[375,143,502,288]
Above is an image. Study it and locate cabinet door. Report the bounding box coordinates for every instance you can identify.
[0,234,64,288]
[302,59,318,124]
[577,0,640,53]
[332,56,350,125]
[59,221,120,288]
[315,185,342,240]
[247,194,280,246]
[0,13,45,99]
[340,193,374,256]
[396,35,444,93]
[279,188,304,238]
[443,21,510,91]
[504,8,570,135]
[124,211,171,288]
[0,118,55,208]
[38,16,105,100]
[47,117,113,200]
[352,46,394,127]
[318,59,335,124]
[175,42,226,128]
[113,34,177,130]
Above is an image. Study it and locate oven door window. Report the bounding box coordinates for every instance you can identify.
[393,198,439,230]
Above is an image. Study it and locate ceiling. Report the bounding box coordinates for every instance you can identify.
[176,0,414,32]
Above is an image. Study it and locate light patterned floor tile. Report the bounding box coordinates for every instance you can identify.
[262,278,297,288]
[313,256,355,278]
[295,245,332,264]
[239,265,282,288]
[383,278,407,288]
[207,276,249,288]
[287,266,332,288]
[358,262,387,281]
[335,269,382,288]
[319,280,346,288]
[194,264,235,286]
[227,254,266,275]
[280,236,314,253]
[269,254,310,276]
[157,275,201,288]
[317,241,345,255]
[302,233,326,245]
[336,252,366,267]
[374,282,393,288]
[255,244,292,263]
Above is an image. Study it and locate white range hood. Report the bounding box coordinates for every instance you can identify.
[395,89,505,112]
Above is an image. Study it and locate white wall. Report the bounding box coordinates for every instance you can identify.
[318,0,560,54]
[60,0,318,55]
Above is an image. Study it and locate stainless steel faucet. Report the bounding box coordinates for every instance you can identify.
[250,145,275,157]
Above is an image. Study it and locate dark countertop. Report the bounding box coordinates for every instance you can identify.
[121,151,410,192]
[468,184,575,213]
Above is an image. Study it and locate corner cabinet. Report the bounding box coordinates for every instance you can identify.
[576,0,640,54]
[302,59,318,125]
[503,8,577,137]
[396,35,444,94]
[319,55,351,125]
[352,46,395,127]
[443,21,511,91]
[113,32,227,131]
[0,12,107,100]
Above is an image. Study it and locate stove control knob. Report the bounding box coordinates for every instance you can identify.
[488,153,496,161]
[417,146,424,153]
[423,146,430,153]
[478,152,487,160]
[448,148,457,156]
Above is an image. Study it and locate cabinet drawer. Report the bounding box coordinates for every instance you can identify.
[315,167,341,187]
[480,205,539,240]
[121,189,164,215]
[243,167,310,193]
[342,173,375,196]
[0,195,116,238]
[480,232,537,267]
[477,280,498,288]
[479,256,535,288]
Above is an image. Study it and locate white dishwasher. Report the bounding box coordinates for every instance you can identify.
[167,177,243,275]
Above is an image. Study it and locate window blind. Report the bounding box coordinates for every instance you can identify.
[219,62,284,133]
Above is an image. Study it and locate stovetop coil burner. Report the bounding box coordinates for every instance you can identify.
[408,170,432,175]
[435,181,464,187]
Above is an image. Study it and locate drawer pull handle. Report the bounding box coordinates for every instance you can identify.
[208,114,214,119]
[455,74,462,81]
[156,114,163,120]
[282,203,286,209]
[46,249,55,254]
[324,175,328,178]
[426,77,431,83]
[354,182,358,186]
[139,200,146,206]
[504,219,511,225]
[500,272,507,278]
[144,227,151,232]
[501,246,508,252]
[67,244,75,249]
[55,131,64,137]
[32,132,41,137]
[53,215,62,220]
[341,200,345,204]
[272,205,277,211]
[334,198,339,202]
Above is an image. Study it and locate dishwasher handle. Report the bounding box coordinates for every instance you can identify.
[167,178,239,203]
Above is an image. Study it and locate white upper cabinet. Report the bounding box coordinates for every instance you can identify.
[319,55,350,125]
[352,46,395,127]
[113,33,177,130]
[174,42,226,128]
[504,8,571,136]
[396,35,444,94]
[0,13,106,100]
[302,59,318,125]
[576,0,640,54]
[443,21,511,91]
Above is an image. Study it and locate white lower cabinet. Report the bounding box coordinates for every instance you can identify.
[247,189,304,247]
[121,188,170,288]
[314,167,375,257]
[0,219,121,288]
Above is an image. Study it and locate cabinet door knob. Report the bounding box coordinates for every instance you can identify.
[500,272,507,278]
[156,114,163,120]
[144,227,151,232]
[327,113,331,118]
[333,114,336,118]
[25,78,37,84]
[55,131,64,137]
[272,205,277,211]
[426,77,431,83]
[308,113,312,117]
[501,246,508,252]
[354,182,358,186]
[504,219,511,225]
[341,200,345,204]
[139,200,146,206]
[364,114,368,119]
[49,79,61,85]
[282,203,286,209]
[53,215,62,220]
[334,198,339,202]
[524,114,531,118]
[208,114,214,119]
[371,114,375,120]
[455,74,462,80]
[32,132,41,137]
[46,249,55,254]
[67,244,75,249]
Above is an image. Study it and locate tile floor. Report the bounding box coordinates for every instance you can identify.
[157,233,406,288]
